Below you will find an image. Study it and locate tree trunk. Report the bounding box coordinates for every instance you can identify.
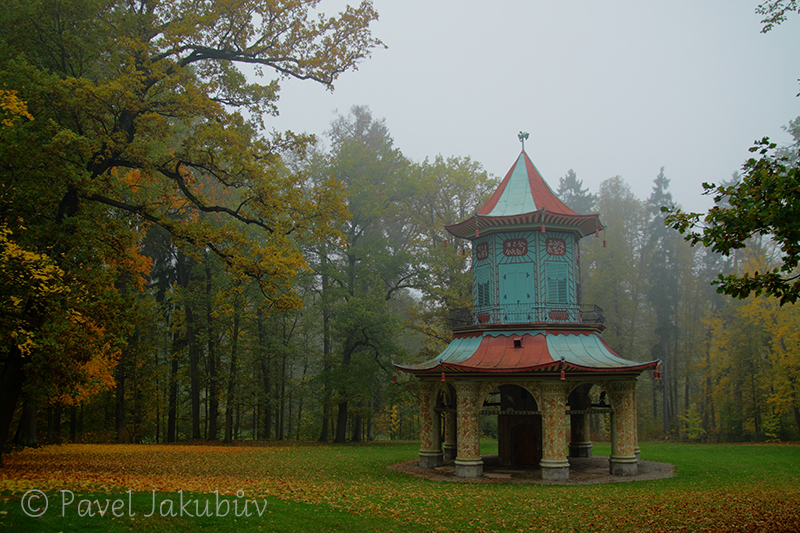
[116,337,132,444]
[789,376,800,440]
[335,402,348,443]
[206,262,219,440]
[334,342,358,443]
[351,400,363,442]
[13,397,38,448]
[661,338,670,437]
[167,329,180,443]
[0,332,32,465]
[257,308,271,440]
[187,304,200,441]
[751,371,760,441]
[47,403,62,444]
[318,253,331,442]
[278,319,287,440]
[224,293,241,443]
[69,405,77,442]
[177,252,201,441]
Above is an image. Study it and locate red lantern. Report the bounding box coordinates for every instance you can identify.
[560,368,566,381]
[441,372,446,382]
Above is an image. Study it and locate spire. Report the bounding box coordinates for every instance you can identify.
[477,151,577,217]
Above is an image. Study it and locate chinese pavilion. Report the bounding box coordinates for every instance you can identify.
[395,140,659,481]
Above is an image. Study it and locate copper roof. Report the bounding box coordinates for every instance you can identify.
[395,330,658,375]
[445,151,602,239]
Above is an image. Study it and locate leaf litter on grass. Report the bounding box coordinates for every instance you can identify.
[2,442,800,532]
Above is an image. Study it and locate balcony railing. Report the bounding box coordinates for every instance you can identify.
[448,303,605,329]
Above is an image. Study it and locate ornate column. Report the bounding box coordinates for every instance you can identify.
[569,412,592,458]
[454,382,483,477]
[608,380,638,475]
[418,381,442,468]
[539,384,570,481]
[443,411,457,461]
[568,389,592,458]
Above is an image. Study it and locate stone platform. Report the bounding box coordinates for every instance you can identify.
[388,454,674,485]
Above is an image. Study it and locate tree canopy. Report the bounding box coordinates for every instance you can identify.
[664,136,800,304]
[0,0,382,462]
[756,0,799,32]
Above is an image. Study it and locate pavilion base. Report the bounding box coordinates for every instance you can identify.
[569,442,593,458]
[609,456,638,476]
[540,460,570,481]
[455,459,483,478]
[419,451,444,469]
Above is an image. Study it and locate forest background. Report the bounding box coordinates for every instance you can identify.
[1,0,799,460]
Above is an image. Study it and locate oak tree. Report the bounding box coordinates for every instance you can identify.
[0,0,381,460]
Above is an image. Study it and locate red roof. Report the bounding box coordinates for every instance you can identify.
[395,330,658,375]
[445,151,603,239]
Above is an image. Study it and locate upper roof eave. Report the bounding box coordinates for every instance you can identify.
[445,210,603,240]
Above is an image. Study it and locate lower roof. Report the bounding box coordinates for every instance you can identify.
[395,329,658,375]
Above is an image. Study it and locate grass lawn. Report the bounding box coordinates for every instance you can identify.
[1,440,799,532]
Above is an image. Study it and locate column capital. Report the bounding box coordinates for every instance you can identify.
[453,381,482,397]
[605,380,637,393]
[538,383,569,396]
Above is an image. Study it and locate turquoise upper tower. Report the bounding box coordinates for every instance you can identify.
[446,150,602,326]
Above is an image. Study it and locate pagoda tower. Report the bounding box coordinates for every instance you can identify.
[396,140,659,481]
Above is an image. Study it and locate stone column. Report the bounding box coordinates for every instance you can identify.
[539,384,570,481]
[418,381,442,468]
[569,412,593,458]
[443,410,457,461]
[568,390,592,458]
[454,382,483,478]
[608,381,638,475]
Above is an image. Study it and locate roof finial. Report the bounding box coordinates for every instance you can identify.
[518,131,529,151]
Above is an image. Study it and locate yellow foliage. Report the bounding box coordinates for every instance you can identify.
[0,88,33,127]
[0,224,69,355]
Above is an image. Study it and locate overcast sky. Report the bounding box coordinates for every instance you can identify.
[265,0,800,213]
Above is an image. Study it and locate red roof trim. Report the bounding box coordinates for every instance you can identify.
[523,153,578,215]
[398,360,658,375]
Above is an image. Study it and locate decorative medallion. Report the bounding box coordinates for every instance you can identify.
[502,238,528,257]
[546,238,566,256]
[476,242,489,261]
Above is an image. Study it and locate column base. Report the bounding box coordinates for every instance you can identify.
[568,442,593,458]
[540,459,570,481]
[442,444,457,462]
[419,451,444,469]
[454,459,483,478]
[609,456,638,476]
